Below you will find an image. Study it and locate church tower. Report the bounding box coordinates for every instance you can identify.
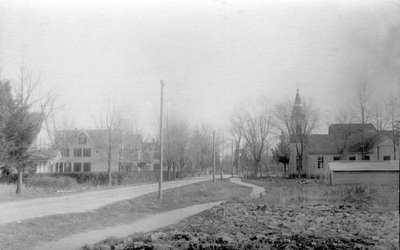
[289,88,307,177]
[291,88,306,135]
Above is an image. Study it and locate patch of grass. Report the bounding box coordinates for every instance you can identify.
[0,178,159,203]
[245,178,399,211]
[0,184,65,203]
[0,179,251,250]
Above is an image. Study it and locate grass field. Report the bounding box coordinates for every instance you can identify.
[245,178,399,211]
[0,179,250,250]
[0,183,111,203]
[0,179,156,203]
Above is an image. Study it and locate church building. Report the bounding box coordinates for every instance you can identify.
[288,89,398,178]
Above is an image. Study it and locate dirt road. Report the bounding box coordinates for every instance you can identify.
[29,177,257,250]
[230,177,265,198]
[0,176,216,225]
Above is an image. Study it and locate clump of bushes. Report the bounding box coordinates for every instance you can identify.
[0,171,178,187]
[24,175,77,189]
[49,171,174,186]
[0,173,19,184]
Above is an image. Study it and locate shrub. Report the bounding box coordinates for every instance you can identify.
[45,171,172,186]
[0,173,18,184]
[24,175,77,189]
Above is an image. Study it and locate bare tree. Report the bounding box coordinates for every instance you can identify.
[334,107,355,124]
[10,63,59,194]
[163,113,191,180]
[93,99,127,186]
[351,80,371,125]
[230,113,242,176]
[118,115,142,171]
[386,90,400,160]
[189,124,213,175]
[232,100,273,177]
[273,97,320,178]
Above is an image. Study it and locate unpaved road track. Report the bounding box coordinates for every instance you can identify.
[30,178,258,250]
[0,176,216,225]
[230,178,265,198]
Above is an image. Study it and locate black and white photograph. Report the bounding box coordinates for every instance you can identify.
[0,0,399,249]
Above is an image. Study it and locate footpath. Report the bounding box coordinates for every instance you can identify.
[31,177,261,250]
[0,176,214,225]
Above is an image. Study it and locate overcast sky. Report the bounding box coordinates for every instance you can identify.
[0,0,399,139]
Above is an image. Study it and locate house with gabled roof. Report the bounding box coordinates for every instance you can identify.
[53,129,142,173]
[289,90,399,178]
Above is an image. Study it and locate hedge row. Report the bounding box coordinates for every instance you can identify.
[0,171,183,186]
[25,175,78,188]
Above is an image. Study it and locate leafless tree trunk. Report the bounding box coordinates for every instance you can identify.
[232,100,273,177]
[351,80,371,160]
[351,80,371,125]
[387,92,400,160]
[93,99,127,186]
[12,62,60,194]
[273,98,319,178]
[163,112,191,180]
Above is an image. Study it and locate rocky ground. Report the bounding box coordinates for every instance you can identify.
[82,180,400,250]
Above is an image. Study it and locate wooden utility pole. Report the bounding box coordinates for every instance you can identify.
[212,130,216,183]
[395,120,400,168]
[220,134,223,180]
[231,141,234,177]
[158,80,165,200]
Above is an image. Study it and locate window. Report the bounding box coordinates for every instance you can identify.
[74,148,82,157]
[62,148,70,157]
[83,148,91,157]
[59,162,64,172]
[83,162,91,172]
[349,156,356,161]
[78,136,87,144]
[383,156,391,161]
[333,156,340,161]
[65,162,72,172]
[73,162,82,172]
[364,155,370,161]
[55,162,59,172]
[317,157,324,169]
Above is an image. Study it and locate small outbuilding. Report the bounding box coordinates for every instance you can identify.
[328,161,399,186]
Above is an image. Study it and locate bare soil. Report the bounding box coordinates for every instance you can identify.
[86,178,399,250]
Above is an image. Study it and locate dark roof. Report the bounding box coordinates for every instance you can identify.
[54,129,141,149]
[328,123,376,135]
[378,130,396,138]
[142,141,159,151]
[306,134,338,154]
[55,130,106,148]
[303,124,393,155]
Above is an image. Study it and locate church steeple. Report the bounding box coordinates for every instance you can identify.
[291,88,306,135]
[294,88,301,105]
